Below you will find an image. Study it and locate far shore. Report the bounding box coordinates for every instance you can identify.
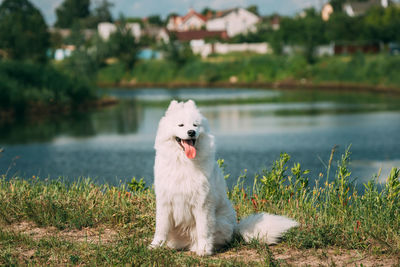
[97,80,400,95]
[0,97,118,122]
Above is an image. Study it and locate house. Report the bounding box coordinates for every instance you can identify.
[321,3,334,21]
[191,41,270,58]
[334,41,382,54]
[270,15,280,30]
[54,45,75,61]
[322,0,390,20]
[343,0,389,17]
[206,8,260,37]
[49,28,95,40]
[142,26,170,43]
[166,9,207,31]
[98,22,141,40]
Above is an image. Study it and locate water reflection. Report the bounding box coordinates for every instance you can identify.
[1,88,400,189]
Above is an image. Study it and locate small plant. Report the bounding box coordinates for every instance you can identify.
[127,177,147,193]
[217,158,230,180]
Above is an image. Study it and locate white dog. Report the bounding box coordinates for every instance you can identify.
[150,100,298,256]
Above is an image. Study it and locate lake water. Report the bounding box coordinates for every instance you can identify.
[1,88,400,189]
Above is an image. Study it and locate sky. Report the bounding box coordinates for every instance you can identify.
[27,0,330,26]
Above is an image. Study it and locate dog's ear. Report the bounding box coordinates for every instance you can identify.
[166,100,179,114]
[185,100,197,109]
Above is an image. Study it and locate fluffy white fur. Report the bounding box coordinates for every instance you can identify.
[150,100,298,256]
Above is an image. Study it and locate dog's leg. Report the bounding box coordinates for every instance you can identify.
[149,201,171,248]
[193,205,215,256]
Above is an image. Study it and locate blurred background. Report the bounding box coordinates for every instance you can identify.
[0,0,399,189]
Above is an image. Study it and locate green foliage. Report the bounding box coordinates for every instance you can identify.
[270,8,326,63]
[97,62,127,84]
[0,177,154,229]
[91,0,114,24]
[311,53,400,85]
[163,36,197,68]
[246,5,259,16]
[54,0,113,29]
[127,177,148,193]
[217,159,230,180]
[364,6,400,43]
[325,12,364,42]
[109,53,400,87]
[0,0,49,63]
[146,15,164,26]
[255,153,310,203]
[60,23,100,81]
[108,17,140,70]
[0,61,96,114]
[55,0,90,28]
[229,147,400,253]
[267,5,400,59]
[200,7,215,16]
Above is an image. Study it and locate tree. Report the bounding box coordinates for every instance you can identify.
[61,22,101,83]
[147,15,163,26]
[83,0,114,28]
[201,7,215,16]
[108,17,139,70]
[300,8,327,63]
[0,0,49,63]
[93,0,113,23]
[270,9,326,63]
[325,12,364,42]
[163,33,195,68]
[330,0,346,12]
[246,5,259,15]
[55,0,90,28]
[364,6,400,43]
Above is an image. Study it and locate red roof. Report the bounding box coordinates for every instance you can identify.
[182,9,207,22]
[174,30,228,41]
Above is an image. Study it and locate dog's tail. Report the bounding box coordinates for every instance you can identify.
[237,213,299,244]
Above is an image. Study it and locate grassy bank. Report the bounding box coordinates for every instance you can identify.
[0,61,97,119]
[1,148,399,265]
[97,53,400,90]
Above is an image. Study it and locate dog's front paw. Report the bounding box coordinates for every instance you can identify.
[149,238,165,249]
[195,240,213,256]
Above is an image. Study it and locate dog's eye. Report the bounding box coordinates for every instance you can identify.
[193,124,198,127]
[178,124,184,127]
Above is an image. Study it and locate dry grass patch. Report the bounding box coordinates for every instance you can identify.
[2,221,118,244]
[270,246,399,266]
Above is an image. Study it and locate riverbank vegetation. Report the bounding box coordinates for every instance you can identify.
[0,61,97,118]
[97,52,400,90]
[1,148,399,265]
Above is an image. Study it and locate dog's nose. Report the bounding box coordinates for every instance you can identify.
[187,130,196,137]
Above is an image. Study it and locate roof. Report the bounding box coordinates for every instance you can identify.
[174,30,228,41]
[182,9,207,23]
[209,7,259,20]
[343,0,383,16]
[209,8,247,19]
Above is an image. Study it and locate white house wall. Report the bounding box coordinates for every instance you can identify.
[98,22,141,40]
[180,16,205,31]
[191,42,270,58]
[206,8,259,37]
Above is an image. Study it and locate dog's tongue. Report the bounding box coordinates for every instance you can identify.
[182,140,196,159]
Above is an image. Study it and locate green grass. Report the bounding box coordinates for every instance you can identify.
[1,147,400,265]
[97,53,400,88]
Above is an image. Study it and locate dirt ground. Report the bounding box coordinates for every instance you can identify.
[3,221,399,266]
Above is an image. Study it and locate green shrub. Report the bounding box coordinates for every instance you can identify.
[0,60,96,114]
